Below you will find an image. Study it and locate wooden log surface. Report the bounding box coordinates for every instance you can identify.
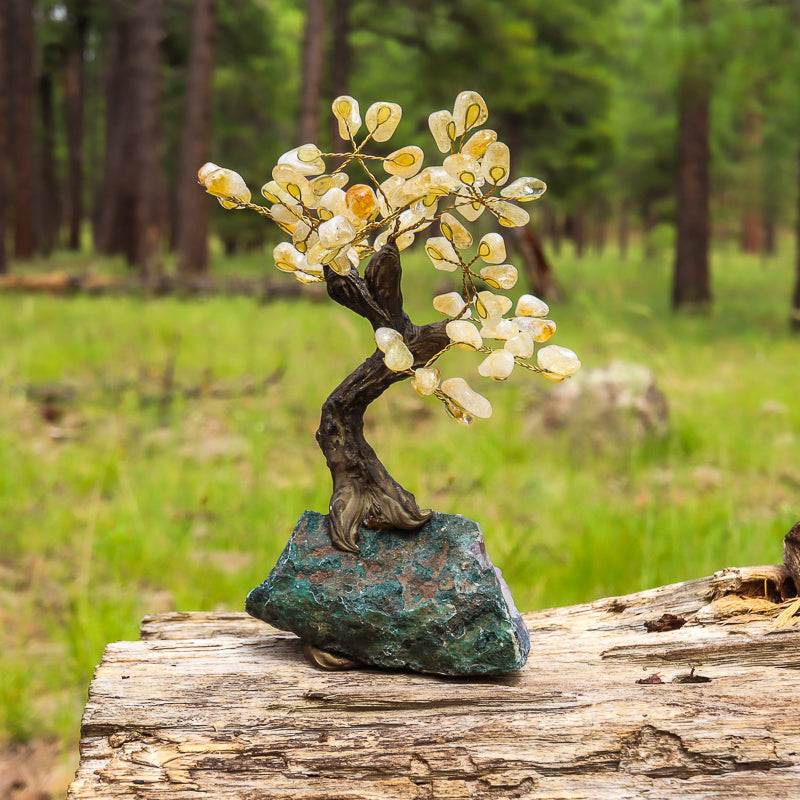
[68,566,800,799]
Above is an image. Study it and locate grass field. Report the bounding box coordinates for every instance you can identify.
[1,240,799,787]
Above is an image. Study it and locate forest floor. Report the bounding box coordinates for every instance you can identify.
[2,241,799,796]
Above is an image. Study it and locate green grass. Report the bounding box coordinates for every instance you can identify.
[1,240,798,766]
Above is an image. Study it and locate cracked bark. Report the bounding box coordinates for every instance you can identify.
[72,565,800,799]
[316,241,449,551]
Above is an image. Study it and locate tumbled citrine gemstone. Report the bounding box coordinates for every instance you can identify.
[278,144,326,176]
[439,212,473,249]
[375,327,403,352]
[412,367,440,396]
[428,109,456,153]
[504,332,534,359]
[453,192,485,222]
[515,317,557,342]
[318,215,355,248]
[440,376,492,419]
[198,163,251,208]
[384,340,414,372]
[462,129,497,158]
[345,184,378,219]
[433,292,470,318]
[475,291,512,324]
[452,90,488,136]
[489,200,529,228]
[273,242,306,273]
[366,101,402,142]
[537,345,581,379]
[481,142,510,186]
[480,319,519,341]
[443,153,481,186]
[272,163,312,205]
[383,146,424,179]
[310,172,349,199]
[446,320,483,350]
[478,350,515,381]
[424,236,460,271]
[516,294,549,318]
[477,232,506,263]
[332,95,361,139]
[479,264,518,290]
[501,176,547,202]
[318,188,348,220]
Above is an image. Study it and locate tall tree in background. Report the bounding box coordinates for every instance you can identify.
[672,0,711,311]
[8,0,38,259]
[131,0,165,278]
[38,50,60,255]
[176,0,216,276]
[96,0,135,259]
[793,145,800,331]
[0,0,8,272]
[97,0,165,277]
[63,0,89,251]
[297,0,325,144]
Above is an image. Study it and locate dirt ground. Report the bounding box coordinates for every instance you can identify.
[0,740,76,800]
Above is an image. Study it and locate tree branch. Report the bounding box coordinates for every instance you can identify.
[315,242,450,551]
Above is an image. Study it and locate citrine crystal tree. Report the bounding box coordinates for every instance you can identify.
[200,91,580,553]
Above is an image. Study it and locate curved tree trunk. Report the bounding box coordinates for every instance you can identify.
[316,242,449,552]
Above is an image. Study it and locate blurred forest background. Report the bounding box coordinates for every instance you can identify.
[1,0,800,316]
[2,0,800,796]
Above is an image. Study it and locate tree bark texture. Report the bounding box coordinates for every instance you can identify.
[792,140,800,332]
[672,0,711,311]
[96,0,136,259]
[176,0,216,276]
[63,1,89,251]
[0,0,9,272]
[739,111,763,255]
[68,563,800,799]
[297,0,325,145]
[8,0,37,259]
[316,243,448,552]
[38,70,60,255]
[131,0,165,279]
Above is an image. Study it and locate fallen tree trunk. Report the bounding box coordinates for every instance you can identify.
[0,271,327,301]
[68,565,800,799]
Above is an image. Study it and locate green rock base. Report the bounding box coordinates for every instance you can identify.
[246,510,530,676]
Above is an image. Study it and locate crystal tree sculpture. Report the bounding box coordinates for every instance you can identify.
[199,91,580,553]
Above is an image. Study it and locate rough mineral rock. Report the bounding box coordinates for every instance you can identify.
[246,511,530,676]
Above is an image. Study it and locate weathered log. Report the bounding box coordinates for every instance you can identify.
[68,565,800,799]
[0,271,327,301]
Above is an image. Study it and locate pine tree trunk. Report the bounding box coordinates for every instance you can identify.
[96,0,136,260]
[739,111,763,255]
[0,0,9,272]
[63,2,88,251]
[131,0,165,279]
[297,0,325,145]
[38,70,60,255]
[672,0,711,312]
[8,0,37,259]
[791,141,800,333]
[176,0,216,276]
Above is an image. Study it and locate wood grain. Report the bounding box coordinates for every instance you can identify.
[68,566,800,799]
